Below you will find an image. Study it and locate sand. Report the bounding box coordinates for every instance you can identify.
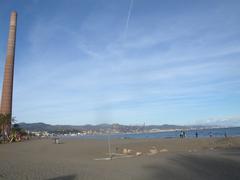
[0,137,240,180]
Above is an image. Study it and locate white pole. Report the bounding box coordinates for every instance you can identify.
[108,130,112,159]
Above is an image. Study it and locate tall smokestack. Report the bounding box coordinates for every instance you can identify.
[0,11,17,130]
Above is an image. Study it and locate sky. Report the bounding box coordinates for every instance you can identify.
[0,0,240,125]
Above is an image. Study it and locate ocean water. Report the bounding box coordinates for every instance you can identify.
[62,127,240,140]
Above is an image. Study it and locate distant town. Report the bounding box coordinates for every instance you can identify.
[17,122,223,138]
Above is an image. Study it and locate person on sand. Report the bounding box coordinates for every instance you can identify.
[183,131,186,138]
[209,132,213,138]
[224,132,227,138]
[195,131,198,138]
[180,131,183,138]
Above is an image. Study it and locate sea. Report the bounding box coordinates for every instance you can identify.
[61,127,240,140]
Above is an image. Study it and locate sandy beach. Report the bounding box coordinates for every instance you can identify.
[0,137,240,180]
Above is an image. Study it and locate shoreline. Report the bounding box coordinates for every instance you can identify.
[58,126,240,140]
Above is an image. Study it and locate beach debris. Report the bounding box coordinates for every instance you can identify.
[94,157,112,161]
[123,148,128,154]
[148,146,158,155]
[53,137,61,144]
[94,154,134,161]
[149,149,158,154]
[136,152,142,156]
[127,149,132,154]
[188,149,197,153]
[159,149,168,153]
[122,148,133,155]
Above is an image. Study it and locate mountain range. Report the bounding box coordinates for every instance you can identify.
[17,122,208,133]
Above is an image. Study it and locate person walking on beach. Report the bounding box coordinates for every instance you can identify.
[224,132,227,138]
[195,131,198,138]
[180,131,183,138]
[209,131,213,138]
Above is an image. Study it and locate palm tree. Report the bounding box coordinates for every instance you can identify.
[0,113,12,141]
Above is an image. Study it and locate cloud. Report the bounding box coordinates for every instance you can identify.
[6,0,240,125]
[196,115,240,127]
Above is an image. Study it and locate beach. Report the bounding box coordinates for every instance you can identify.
[0,137,240,180]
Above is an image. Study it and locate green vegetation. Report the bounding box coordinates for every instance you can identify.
[0,114,28,143]
[0,113,11,142]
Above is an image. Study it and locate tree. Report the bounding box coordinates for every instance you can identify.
[0,113,12,141]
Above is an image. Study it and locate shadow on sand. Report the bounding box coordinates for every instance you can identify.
[47,174,77,180]
[143,151,240,180]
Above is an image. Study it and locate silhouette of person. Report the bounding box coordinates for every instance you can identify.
[195,131,198,138]
[224,132,227,138]
[209,132,213,138]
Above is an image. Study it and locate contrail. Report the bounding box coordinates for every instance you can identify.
[124,0,134,39]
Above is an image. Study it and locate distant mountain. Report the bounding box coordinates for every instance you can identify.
[17,122,54,132]
[17,122,207,133]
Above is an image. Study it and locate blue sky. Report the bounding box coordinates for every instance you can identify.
[0,0,240,125]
